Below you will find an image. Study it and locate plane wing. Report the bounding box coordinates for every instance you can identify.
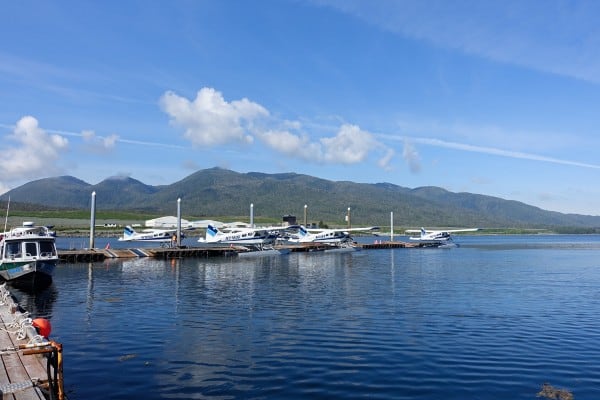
[305,226,380,233]
[406,228,479,234]
[222,225,293,233]
[141,227,195,234]
[441,228,479,233]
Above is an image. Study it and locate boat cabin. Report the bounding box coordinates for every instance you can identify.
[0,223,57,261]
[2,239,57,260]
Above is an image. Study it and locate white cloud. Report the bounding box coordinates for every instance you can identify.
[402,140,421,173]
[82,130,119,151]
[259,129,318,158]
[102,134,119,149]
[258,123,393,166]
[378,148,395,170]
[320,124,375,164]
[0,116,68,184]
[162,87,395,169]
[160,87,268,146]
[380,133,600,170]
[81,130,95,141]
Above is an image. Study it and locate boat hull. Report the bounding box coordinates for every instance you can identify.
[0,259,56,282]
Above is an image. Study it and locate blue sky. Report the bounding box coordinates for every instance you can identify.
[2,0,600,215]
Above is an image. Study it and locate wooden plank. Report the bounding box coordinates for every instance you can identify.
[0,290,47,400]
[3,352,43,399]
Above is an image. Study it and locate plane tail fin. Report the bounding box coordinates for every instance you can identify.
[206,225,219,239]
[123,225,136,238]
[298,226,308,237]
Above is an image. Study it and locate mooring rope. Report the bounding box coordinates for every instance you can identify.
[1,312,33,340]
[0,285,11,306]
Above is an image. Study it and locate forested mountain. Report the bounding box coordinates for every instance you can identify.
[2,167,600,228]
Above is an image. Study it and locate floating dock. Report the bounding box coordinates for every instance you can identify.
[58,246,239,262]
[57,241,420,262]
[0,285,64,399]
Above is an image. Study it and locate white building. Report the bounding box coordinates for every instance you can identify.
[145,216,191,228]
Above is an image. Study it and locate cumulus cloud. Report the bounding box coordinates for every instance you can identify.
[260,129,315,157]
[160,87,395,169]
[0,116,68,183]
[82,129,119,151]
[160,87,268,146]
[258,123,394,166]
[321,124,374,164]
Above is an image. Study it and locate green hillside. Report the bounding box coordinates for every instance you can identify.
[2,167,600,229]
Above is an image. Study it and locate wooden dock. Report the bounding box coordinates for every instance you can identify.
[58,246,239,262]
[0,285,64,399]
[57,240,423,263]
[360,241,419,249]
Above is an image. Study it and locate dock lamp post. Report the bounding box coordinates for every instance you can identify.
[304,204,307,227]
[347,207,351,229]
[177,198,181,248]
[89,191,96,249]
[250,203,254,228]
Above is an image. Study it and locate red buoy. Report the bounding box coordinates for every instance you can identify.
[32,318,52,338]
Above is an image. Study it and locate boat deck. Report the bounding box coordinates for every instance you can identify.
[0,286,63,399]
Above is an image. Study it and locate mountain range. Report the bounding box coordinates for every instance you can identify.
[2,167,600,229]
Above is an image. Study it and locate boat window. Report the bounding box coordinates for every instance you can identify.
[40,241,56,256]
[25,242,38,257]
[6,242,20,258]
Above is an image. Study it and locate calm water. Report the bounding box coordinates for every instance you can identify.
[9,235,600,399]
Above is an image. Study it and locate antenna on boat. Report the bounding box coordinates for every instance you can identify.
[3,196,9,232]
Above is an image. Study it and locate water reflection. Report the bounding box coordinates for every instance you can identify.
[9,237,600,399]
[8,281,58,318]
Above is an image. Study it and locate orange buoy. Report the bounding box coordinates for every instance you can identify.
[32,318,52,338]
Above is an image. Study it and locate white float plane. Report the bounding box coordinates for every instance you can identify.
[288,225,380,245]
[198,224,290,246]
[405,227,479,246]
[118,225,191,245]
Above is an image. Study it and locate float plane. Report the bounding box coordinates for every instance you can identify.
[405,227,479,246]
[287,225,380,245]
[198,224,291,246]
[118,225,192,246]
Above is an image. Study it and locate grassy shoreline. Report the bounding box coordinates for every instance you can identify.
[2,211,597,235]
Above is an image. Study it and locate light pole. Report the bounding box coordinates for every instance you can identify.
[347,207,351,229]
[176,198,181,248]
[304,204,307,227]
[89,191,96,249]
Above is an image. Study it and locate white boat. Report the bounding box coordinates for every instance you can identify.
[0,222,58,283]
